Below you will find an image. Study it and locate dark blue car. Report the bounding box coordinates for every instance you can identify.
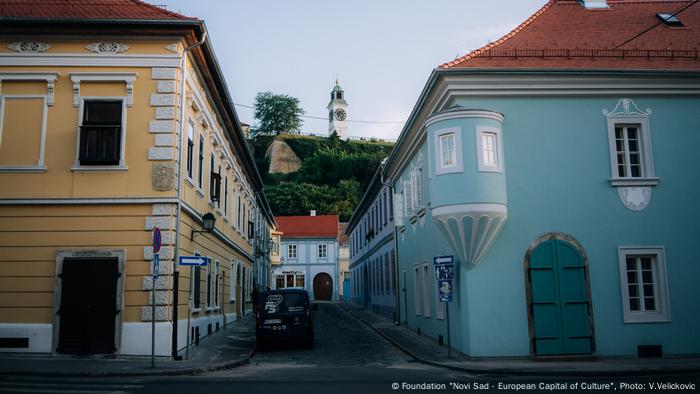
[256,288,316,349]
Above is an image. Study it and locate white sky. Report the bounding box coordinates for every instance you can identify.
[155,0,545,139]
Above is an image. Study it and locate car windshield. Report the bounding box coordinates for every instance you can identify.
[262,293,307,315]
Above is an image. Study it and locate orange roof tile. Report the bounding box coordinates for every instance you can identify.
[441,0,700,70]
[0,0,197,20]
[276,215,340,239]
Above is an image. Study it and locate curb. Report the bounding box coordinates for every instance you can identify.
[0,346,256,378]
[341,305,700,377]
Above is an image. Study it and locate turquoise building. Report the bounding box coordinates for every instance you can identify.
[381,0,700,358]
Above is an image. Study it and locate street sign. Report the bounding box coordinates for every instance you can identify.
[152,227,161,253]
[179,255,209,266]
[433,255,453,265]
[153,253,160,279]
[438,279,453,302]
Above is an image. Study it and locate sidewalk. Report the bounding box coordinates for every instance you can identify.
[342,303,700,377]
[0,314,256,377]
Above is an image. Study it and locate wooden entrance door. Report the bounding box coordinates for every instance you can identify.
[528,239,593,356]
[57,257,119,354]
[313,273,333,301]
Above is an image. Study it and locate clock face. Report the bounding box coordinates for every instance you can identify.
[334,108,346,121]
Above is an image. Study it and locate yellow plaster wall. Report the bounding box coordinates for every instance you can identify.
[0,97,44,165]
[0,204,158,324]
[0,66,177,199]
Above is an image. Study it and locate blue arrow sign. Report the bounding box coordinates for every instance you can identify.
[179,255,209,266]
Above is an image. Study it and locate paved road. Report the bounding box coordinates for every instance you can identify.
[1,303,698,394]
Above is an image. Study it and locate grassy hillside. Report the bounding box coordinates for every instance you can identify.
[249,133,393,221]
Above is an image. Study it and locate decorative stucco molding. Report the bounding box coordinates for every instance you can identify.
[7,41,51,53]
[603,98,651,117]
[69,72,137,107]
[165,42,181,54]
[85,41,130,54]
[0,72,58,106]
[617,187,652,212]
[432,203,507,269]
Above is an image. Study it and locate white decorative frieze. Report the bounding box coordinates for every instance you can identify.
[70,72,137,107]
[603,98,651,117]
[617,187,652,211]
[7,41,51,53]
[86,41,129,54]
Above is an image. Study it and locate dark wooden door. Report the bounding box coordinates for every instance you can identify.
[313,273,333,301]
[57,257,119,354]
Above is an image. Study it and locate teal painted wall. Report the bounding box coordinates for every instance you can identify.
[395,95,700,357]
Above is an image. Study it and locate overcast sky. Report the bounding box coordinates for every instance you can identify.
[155,0,545,139]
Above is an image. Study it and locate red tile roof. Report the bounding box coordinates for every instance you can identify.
[0,0,197,20]
[276,215,340,239]
[441,0,700,70]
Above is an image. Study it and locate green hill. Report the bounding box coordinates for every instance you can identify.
[249,133,394,221]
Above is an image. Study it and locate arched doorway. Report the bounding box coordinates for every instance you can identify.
[313,273,333,301]
[524,233,595,357]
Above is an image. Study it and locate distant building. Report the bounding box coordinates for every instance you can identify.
[381,0,700,358]
[346,169,397,320]
[338,223,350,301]
[327,80,348,139]
[273,213,340,301]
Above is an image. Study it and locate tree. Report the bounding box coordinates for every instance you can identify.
[252,91,304,136]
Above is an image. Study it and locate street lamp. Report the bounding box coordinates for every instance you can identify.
[191,212,216,240]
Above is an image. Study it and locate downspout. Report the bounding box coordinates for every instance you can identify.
[172,30,207,360]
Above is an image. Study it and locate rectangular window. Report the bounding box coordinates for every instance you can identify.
[186,120,195,178]
[295,274,305,288]
[288,244,297,259]
[286,274,294,288]
[214,261,220,307]
[618,247,670,323]
[318,244,327,259]
[482,132,497,166]
[224,176,228,215]
[415,166,424,208]
[615,125,642,178]
[422,263,431,317]
[79,100,122,165]
[275,275,284,290]
[439,133,455,168]
[476,126,503,173]
[391,251,396,295]
[413,265,421,315]
[198,135,204,188]
[206,263,212,308]
[385,254,390,295]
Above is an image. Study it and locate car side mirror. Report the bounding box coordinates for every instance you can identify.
[311,304,318,311]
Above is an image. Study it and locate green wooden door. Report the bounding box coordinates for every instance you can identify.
[529,239,592,356]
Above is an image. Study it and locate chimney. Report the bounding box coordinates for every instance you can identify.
[310,210,317,216]
[579,0,608,9]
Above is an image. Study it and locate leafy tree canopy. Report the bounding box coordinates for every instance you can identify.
[252,91,304,136]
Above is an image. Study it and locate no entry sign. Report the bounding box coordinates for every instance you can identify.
[153,227,161,253]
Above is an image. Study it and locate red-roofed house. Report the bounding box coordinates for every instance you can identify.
[273,213,340,301]
[381,0,700,358]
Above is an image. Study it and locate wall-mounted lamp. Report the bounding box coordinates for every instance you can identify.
[191,212,216,240]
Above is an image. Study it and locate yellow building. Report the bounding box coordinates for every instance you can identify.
[0,0,275,357]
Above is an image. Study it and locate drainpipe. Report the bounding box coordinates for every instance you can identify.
[172,30,207,360]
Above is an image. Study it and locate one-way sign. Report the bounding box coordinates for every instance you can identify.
[179,255,210,266]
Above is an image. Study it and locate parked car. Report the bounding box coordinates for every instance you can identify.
[256,288,316,349]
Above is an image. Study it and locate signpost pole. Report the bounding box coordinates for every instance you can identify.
[151,227,161,369]
[446,302,451,358]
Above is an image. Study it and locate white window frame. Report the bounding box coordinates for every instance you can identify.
[288,244,297,259]
[71,96,128,171]
[318,243,327,259]
[205,259,213,310]
[617,246,670,323]
[229,261,237,303]
[476,125,504,173]
[606,115,657,186]
[214,260,221,309]
[0,94,49,172]
[434,127,463,175]
[413,264,421,316]
[192,250,203,313]
[422,262,431,318]
[185,119,196,182]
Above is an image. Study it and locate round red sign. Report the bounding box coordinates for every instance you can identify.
[153,227,162,253]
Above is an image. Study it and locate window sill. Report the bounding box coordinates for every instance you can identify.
[398,226,406,233]
[71,165,128,172]
[623,313,670,324]
[196,188,205,198]
[416,208,426,218]
[223,216,229,223]
[609,178,659,187]
[409,215,418,225]
[206,307,214,312]
[192,308,201,314]
[208,201,216,209]
[0,165,47,173]
[185,177,197,189]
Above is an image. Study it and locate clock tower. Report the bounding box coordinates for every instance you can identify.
[327,79,348,139]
